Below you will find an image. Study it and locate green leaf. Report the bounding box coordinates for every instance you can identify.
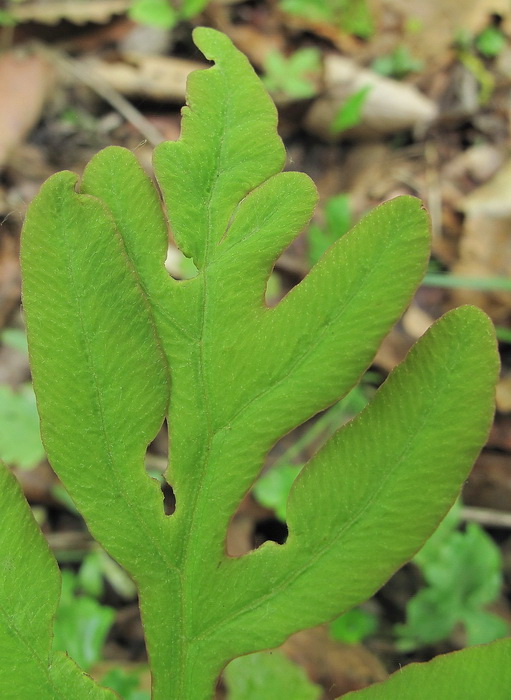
[0,462,116,699]
[308,193,352,265]
[53,570,115,671]
[476,26,506,58]
[202,307,497,659]
[329,607,378,644]
[263,48,321,99]
[331,85,372,133]
[20,27,498,699]
[101,668,150,700]
[397,504,507,649]
[0,328,28,354]
[343,639,511,699]
[372,46,423,79]
[224,650,321,700]
[21,169,171,575]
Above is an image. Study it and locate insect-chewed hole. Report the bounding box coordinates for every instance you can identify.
[254,518,289,547]
[229,372,380,556]
[165,244,198,281]
[226,422,310,557]
[145,419,174,515]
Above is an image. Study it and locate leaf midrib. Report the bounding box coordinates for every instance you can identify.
[176,69,231,695]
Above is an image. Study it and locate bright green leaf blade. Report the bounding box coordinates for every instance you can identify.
[224,650,322,700]
[0,463,59,696]
[153,27,286,266]
[343,639,511,699]
[49,652,119,699]
[279,305,498,629]
[197,306,497,658]
[243,196,429,439]
[0,463,116,699]
[79,146,178,339]
[21,171,171,574]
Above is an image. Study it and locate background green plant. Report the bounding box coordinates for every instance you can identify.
[129,0,210,29]
[262,48,322,100]
[0,329,43,469]
[279,0,374,38]
[396,502,508,650]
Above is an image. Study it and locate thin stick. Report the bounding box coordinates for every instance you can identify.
[38,44,165,147]
[461,505,511,529]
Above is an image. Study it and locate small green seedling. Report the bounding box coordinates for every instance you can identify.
[307,192,353,265]
[280,0,374,38]
[53,559,115,672]
[396,502,508,650]
[101,668,149,700]
[0,383,44,469]
[329,605,377,644]
[0,330,44,469]
[262,48,322,100]
[225,650,322,699]
[129,0,209,29]
[475,25,507,58]
[372,45,423,79]
[331,85,372,134]
[2,27,510,699]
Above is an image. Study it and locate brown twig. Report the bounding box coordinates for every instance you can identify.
[37,44,165,147]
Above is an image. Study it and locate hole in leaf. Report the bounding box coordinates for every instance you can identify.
[165,244,198,281]
[253,517,289,547]
[162,482,176,516]
[145,420,174,515]
[247,371,380,535]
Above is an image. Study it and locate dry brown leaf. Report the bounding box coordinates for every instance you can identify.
[460,159,511,218]
[0,235,21,329]
[86,54,203,102]
[369,0,510,64]
[446,159,511,320]
[11,0,131,25]
[0,52,54,169]
[305,54,437,140]
[464,451,511,512]
[402,302,434,339]
[281,626,387,697]
[451,214,511,321]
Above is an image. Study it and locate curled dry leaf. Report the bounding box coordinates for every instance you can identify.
[452,159,511,320]
[281,626,388,696]
[85,55,204,102]
[305,54,437,140]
